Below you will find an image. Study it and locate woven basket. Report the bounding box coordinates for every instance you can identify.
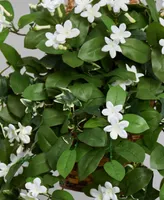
[62,0,141,192]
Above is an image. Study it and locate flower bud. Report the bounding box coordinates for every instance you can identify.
[33,25,51,31]
[29,4,37,10]
[124,13,136,23]
[0,5,12,17]
[57,7,63,18]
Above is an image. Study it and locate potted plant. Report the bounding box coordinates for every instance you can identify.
[0,0,164,199]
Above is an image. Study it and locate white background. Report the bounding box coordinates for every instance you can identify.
[0,1,163,199]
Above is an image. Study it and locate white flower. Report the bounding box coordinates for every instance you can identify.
[25,178,47,197]
[0,7,10,32]
[112,79,132,91]
[74,0,93,13]
[51,170,60,176]
[111,23,131,44]
[4,124,19,143]
[126,64,144,83]
[159,17,164,26]
[20,192,38,200]
[18,123,32,144]
[102,101,123,122]
[159,39,164,54]
[104,117,129,140]
[0,162,10,182]
[56,20,80,42]
[102,37,122,58]
[45,32,63,49]
[98,0,114,7]
[112,0,130,13]
[104,182,120,200]
[40,0,64,13]
[80,4,102,23]
[90,185,108,200]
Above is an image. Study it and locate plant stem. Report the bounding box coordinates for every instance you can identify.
[110,139,113,160]
[10,30,26,36]
[0,66,10,75]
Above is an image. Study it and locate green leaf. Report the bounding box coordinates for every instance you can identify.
[46,136,73,170]
[62,51,83,68]
[146,0,159,22]
[152,48,164,82]
[115,140,145,163]
[43,108,66,127]
[160,184,164,200]
[101,15,115,32]
[37,40,66,54]
[0,107,18,124]
[78,37,107,62]
[57,149,76,178]
[0,29,9,45]
[7,95,25,118]
[69,83,93,102]
[121,167,153,196]
[10,72,30,94]
[24,153,50,177]
[25,30,47,49]
[43,174,60,187]
[104,160,125,181]
[0,1,14,20]
[69,14,89,47]
[84,117,108,129]
[150,144,164,170]
[0,75,8,97]
[0,43,22,68]
[46,72,72,89]
[121,38,151,64]
[23,83,47,101]
[52,190,74,200]
[106,86,127,106]
[78,148,105,180]
[0,139,12,163]
[76,143,92,162]
[18,12,40,28]
[78,128,108,147]
[37,125,58,152]
[123,114,149,134]
[136,78,161,100]
[146,22,164,46]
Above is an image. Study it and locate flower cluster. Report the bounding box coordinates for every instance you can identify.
[20,178,47,200]
[45,20,80,49]
[3,122,32,144]
[102,101,129,140]
[102,23,131,58]
[90,181,120,200]
[0,146,32,182]
[0,5,10,32]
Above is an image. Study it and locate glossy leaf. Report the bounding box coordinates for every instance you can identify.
[57,149,76,178]
[0,107,18,124]
[104,160,125,181]
[84,117,108,129]
[150,144,164,170]
[160,184,164,200]
[52,190,74,200]
[62,51,83,68]
[76,143,92,162]
[0,29,9,45]
[146,0,159,22]
[78,128,108,147]
[18,12,40,28]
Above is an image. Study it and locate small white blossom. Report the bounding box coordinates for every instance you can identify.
[102,101,123,122]
[45,32,63,49]
[4,124,19,143]
[126,64,144,83]
[90,185,108,200]
[111,23,131,44]
[20,192,38,200]
[112,0,130,13]
[0,7,10,32]
[112,79,132,91]
[80,4,102,23]
[25,178,47,197]
[159,17,164,26]
[102,37,122,58]
[74,0,93,14]
[159,39,164,54]
[18,123,32,144]
[98,0,114,7]
[56,20,80,42]
[40,0,65,13]
[51,170,60,176]
[104,117,129,140]
[0,162,10,182]
[104,182,120,200]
